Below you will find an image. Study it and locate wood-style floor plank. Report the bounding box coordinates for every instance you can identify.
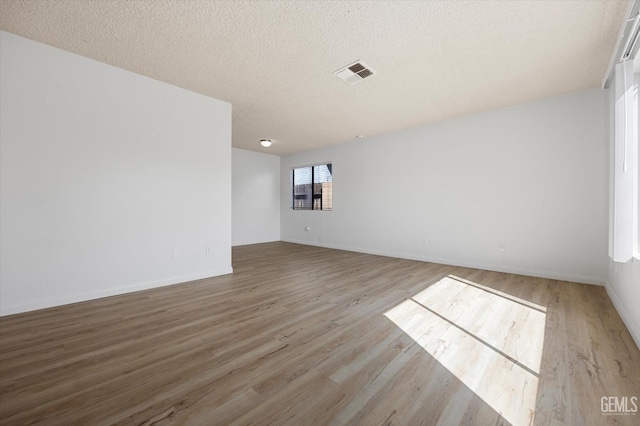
[0,242,638,425]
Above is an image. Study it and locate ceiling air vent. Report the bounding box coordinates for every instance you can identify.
[333,60,376,85]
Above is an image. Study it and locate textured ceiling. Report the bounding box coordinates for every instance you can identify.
[0,0,630,155]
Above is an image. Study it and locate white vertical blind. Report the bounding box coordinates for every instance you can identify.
[612,59,638,262]
[637,71,640,254]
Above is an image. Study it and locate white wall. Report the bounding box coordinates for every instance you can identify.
[0,32,232,316]
[607,262,640,348]
[232,148,280,246]
[281,89,608,284]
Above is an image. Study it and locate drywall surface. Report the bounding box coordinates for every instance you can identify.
[281,89,608,285]
[232,148,280,246]
[606,261,640,349]
[0,31,232,315]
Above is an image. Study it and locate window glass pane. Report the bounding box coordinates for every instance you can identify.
[313,164,332,211]
[293,166,312,210]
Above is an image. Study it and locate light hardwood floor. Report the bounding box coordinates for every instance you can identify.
[0,242,638,425]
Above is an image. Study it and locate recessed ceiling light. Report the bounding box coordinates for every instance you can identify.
[260,139,272,148]
[356,135,364,139]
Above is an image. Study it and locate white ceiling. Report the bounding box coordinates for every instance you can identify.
[0,0,630,156]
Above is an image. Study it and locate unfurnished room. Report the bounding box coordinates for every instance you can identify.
[0,1,639,425]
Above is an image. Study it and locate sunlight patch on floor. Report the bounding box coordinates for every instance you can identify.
[384,275,546,426]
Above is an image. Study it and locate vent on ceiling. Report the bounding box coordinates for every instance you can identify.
[333,60,376,85]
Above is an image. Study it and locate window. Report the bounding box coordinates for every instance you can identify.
[292,163,332,210]
[606,1,640,262]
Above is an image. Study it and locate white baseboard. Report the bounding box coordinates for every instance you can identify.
[0,267,233,317]
[604,280,640,350]
[232,238,279,247]
[281,238,605,286]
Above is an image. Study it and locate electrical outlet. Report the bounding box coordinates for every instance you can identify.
[173,248,180,258]
[421,236,427,245]
[205,245,211,254]
[498,243,506,252]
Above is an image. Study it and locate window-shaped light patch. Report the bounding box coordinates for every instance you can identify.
[384,275,546,426]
